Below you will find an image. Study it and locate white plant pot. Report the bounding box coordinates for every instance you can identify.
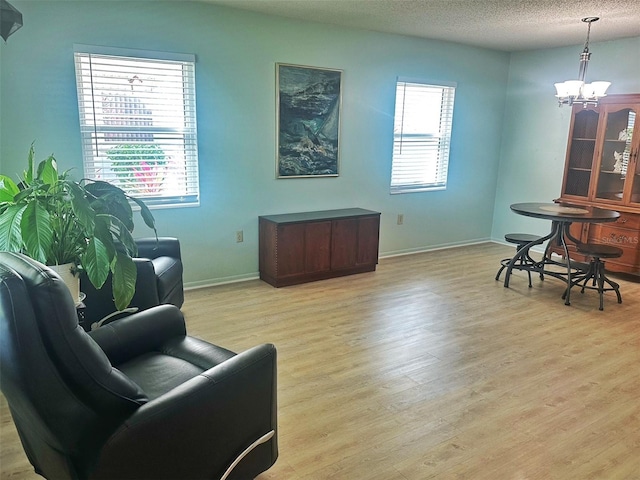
[49,263,81,305]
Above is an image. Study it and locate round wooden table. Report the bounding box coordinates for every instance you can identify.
[504,202,620,305]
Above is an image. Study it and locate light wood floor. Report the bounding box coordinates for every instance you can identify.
[2,243,640,479]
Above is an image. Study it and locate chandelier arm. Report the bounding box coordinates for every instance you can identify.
[555,16,609,107]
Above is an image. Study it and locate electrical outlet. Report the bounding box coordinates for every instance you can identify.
[397,214,404,225]
[236,230,243,243]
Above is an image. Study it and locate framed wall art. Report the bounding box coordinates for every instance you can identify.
[276,63,342,178]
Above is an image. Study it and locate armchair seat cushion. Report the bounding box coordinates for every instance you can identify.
[118,353,206,401]
[115,338,237,400]
[90,326,238,401]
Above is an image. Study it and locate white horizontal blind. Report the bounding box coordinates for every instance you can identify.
[391,80,456,194]
[74,48,199,207]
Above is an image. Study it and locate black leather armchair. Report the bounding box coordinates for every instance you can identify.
[0,252,278,480]
[81,237,184,326]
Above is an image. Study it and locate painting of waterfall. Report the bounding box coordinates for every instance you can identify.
[276,63,342,177]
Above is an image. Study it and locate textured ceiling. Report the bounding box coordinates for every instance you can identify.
[199,0,640,51]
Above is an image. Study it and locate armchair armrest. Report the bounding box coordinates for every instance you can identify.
[89,305,187,365]
[130,258,161,309]
[136,237,181,260]
[91,344,278,480]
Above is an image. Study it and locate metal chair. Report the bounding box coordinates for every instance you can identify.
[496,233,543,287]
[562,243,623,310]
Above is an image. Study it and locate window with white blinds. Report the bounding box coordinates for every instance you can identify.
[390,79,456,194]
[74,46,199,207]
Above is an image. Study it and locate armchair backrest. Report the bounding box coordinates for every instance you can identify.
[80,237,184,326]
[0,252,147,479]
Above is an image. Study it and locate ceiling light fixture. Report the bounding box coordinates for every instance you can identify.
[0,0,23,42]
[554,17,610,107]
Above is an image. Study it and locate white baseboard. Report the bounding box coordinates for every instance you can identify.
[184,238,493,291]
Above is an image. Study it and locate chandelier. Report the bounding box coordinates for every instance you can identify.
[554,17,610,107]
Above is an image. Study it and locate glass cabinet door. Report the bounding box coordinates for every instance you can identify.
[625,111,640,205]
[564,109,599,198]
[595,106,637,202]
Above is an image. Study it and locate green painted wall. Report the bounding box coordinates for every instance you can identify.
[492,36,640,241]
[2,1,510,287]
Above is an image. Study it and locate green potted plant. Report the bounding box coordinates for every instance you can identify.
[0,144,156,310]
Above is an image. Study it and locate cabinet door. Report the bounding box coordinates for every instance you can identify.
[356,216,380,265]
[594,104,640,204]
[562,108,599,199]
[623,108,640,206]
[304,221,331,273]
[331,218,358,269]
[277,222,332,276]
[277,223,306,276]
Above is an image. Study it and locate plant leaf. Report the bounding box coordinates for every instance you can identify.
[0,204,26,252]
[37,156,59,186]
[130,196,157,234]
[20,201,53,264]
[111,252,137,311]
[0,175,20,203]
[86,181,134,231]
[93,216,117,259]
[24,143,35,185]
[84,180,126,198]
[99,213,137,256]
[66,180,96,233]
[82,236,112,290]
[13,183,39,203]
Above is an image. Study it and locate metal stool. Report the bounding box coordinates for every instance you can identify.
[495,233,543,287]
[562,243,623,310]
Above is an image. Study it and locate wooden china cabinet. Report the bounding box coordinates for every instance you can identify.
[556,93,640,275]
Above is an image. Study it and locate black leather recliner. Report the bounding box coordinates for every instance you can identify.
[81,237,184,326]
[0,252,278,480]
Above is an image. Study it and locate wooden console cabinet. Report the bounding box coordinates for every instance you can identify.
[555,93,640,274]
[259,208,381,287]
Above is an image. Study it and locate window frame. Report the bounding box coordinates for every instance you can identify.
[390,78,456,194]
[73,44,200,208]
